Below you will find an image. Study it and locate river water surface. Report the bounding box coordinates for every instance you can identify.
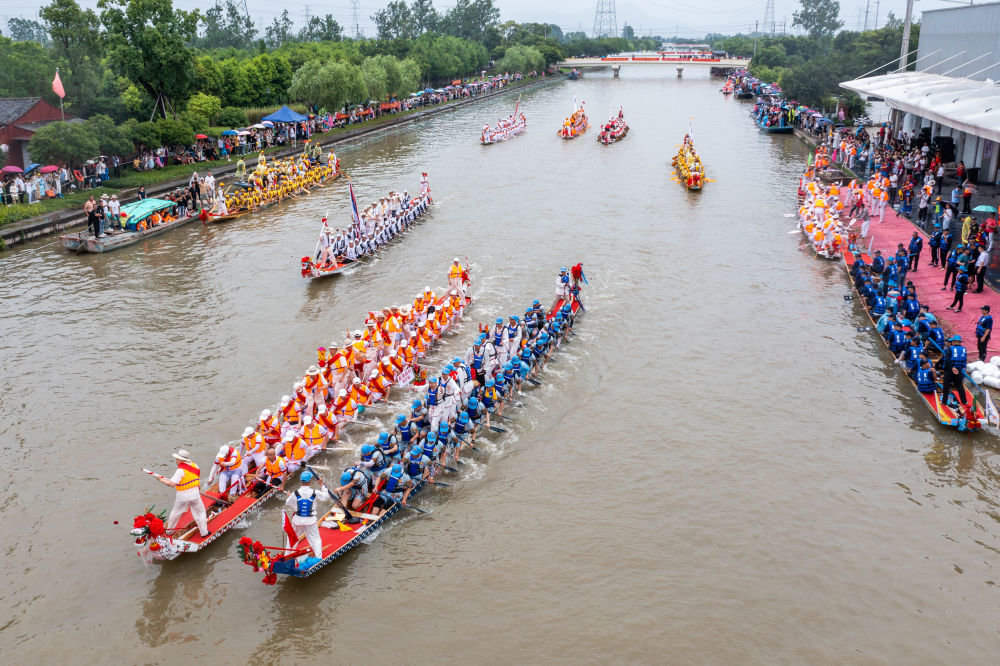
[2,68,1000,663]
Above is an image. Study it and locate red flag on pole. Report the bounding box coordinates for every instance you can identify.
[281,512,299,546]
[52,70,65,99]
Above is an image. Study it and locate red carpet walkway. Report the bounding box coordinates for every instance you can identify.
[864,207,999,358]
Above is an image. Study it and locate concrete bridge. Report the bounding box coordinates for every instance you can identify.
[560,54,751,78]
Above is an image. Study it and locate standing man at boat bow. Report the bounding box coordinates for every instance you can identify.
[158,449,210,538]
[284,470,332,560]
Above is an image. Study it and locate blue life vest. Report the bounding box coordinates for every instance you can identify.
[930,231,942,248]
[560,274,570,284]
[956,275,968,293]
[493,327,504,346]
[426,386,438,406]
[916,368,936,392]
[406,456,423,477]
[948,345,967,370]
[872,295,886,315]
[385,472,406,495]
[472,351,484,369]
[948,252,958,267]
[929,327,945,347]
[371,450,387,472]
[890,330,907,352]
[904,299,920,319]
[295,490,316,517]
[454,420,468,435]
[398,422,412,442]
[379,435,396,455]
[482,388,496,407]
[905,345,923,370]
[977,315,993,337]
[507,324,519,339]
[872,256,885,272]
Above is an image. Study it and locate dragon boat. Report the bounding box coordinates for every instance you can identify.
[597,110,629,145]
[671,139,706,191]
[558,103,589,140]
[130,267,472,563]
[481,100,526,145]
[238,270,586,582]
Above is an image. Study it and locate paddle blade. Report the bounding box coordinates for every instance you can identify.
[336,521,353,531]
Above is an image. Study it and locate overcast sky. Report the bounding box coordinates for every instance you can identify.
[0,1,967,40]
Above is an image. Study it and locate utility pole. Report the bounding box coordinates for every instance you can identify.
[753,20,758,58]
[874,0,880,30]
[863,0,870,31]
[899,0,915,71]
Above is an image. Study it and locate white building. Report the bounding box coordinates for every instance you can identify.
[840,2,1000,183]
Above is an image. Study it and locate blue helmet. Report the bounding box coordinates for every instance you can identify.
[410,445,422,457]
[541,333,550,342]
[533,300,540,306]
[300,470,313,483]
[361,444,375,456]
[468,397,479,408]
[504,363,513,371]
[439,422,449,432]
[427,376,437,385]
[378,432,389,443]
[486,378,494,387]
[340,470,354,484]
[495,317,503,324]
[951,335,962,342]
[560,266,567,272]
[390,464,402,477]
[512,358,521,367]
[395,414,406,424]
[561,304,571,313]
[459,411,469,422]
[412,399,422,408]
[444,364,454,374]
[525,307,533,314]
[452,357,463,365]
[510,315,519,322]
[427,431,438,441]
[521,348,531,358]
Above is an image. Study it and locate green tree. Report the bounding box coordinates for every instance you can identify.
[410,0,439,35]
[298,14,342,41]
[7,18,50,44]
[199,0,257,49]
[265,9,294,48]
[621,24,635,41]
[361,57,389,100]
[288,60,325,109]
[496,45,544,74]
[792,0,843,40]
[441,0,499,42]
[399,57,422,92]
[217,106,247,127]
[98,0,201,118]
[41,0,101,58]
[0,37,59,102]
[127,120,160,149]
[154,117,194,146]
[85,113,132,157]
[370,54,405,97]
[28,121,98,169]
[373,1,415,40]
[186,92,222,125]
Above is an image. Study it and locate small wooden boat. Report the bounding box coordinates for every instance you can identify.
[558,104,589,139]
[568,69,582,80]
[757,119,794,134]
[239,269,585,582]
[844,250,983,432]
[59,198,193,253]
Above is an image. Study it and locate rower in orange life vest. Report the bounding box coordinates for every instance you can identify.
[259,409,281,444]
[302,365,326,419]
[280,429,310,474]
[284,469,333,562]
[252,447,288,494]
[207,444,245,499]
[158,449,211,538]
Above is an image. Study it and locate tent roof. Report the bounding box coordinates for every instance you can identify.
[260,105,308,123]
[840,71,1000,143]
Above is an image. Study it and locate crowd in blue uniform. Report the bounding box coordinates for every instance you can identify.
[851,253,994,413]
[329,295,580,517]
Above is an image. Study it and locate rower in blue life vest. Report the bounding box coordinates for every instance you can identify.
[371,464,414,516]
[359,444,388,476]
[333,465,371,511]
[403,444,432,482]
[377,431,399,460]
[437,421,461,464]
[897,336,924,377]
[887,322,907,355]
[938,335,968,407]
[916,359,938,394]
[284,470,333,560]
[871,250,885,274]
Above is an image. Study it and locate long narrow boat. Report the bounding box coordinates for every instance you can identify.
[239,269,586,582]
[131,267,472,562]
[557,104,589,139]
[757,119,794,134]
[671,139,706,191]
[481,100,526,144]
[202,168,340,224]
[844,250,983,431]
[59,198,190,253]
[597,111,629,145]
[301,181,432,279]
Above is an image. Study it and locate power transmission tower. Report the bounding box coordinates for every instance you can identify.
[763,0,775,37]
[350,0,362,38]
[592,0,617,39]
[236,0,250,22]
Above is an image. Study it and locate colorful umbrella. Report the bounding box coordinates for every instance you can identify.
[260,120,274,127]
[1,165,23,173]
[221,129,238,136]
[39,165,60,174]
[973,205,998,213]
[195,133,209,139]
[23,163,41,174]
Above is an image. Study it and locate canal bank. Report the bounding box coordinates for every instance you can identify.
[0,74,563,250]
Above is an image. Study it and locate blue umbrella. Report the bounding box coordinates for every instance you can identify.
[24,163,41,174]
[221,129,238,136]
[423,88,434,93]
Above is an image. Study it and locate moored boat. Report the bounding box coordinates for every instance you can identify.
[59,198,195,253]
[844,250,984,432]
[238,266,586,582]
[131,263,473,563]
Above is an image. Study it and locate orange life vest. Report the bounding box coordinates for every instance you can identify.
[281,401,300,425]
[300,423,326,449]
[449,263,463,279]
[316,411,337,431]
[264,456,287,477]
[286,435,308,461]
[216,447,242,471]
[176,461,200,492]
[244,432,266,455]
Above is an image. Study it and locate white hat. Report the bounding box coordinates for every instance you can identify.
[303,415,313,425]
[370,369,379,378]
[353,330,362,337]
[338,389,347,397]
[280,395,290,405]
[306,365,319,375]
[453,257,460,262]
[172,449,194,463]
[218,445,230,457]
[317,404,327,413]
[424,286,431,292]
[243,427,254,437]
[260,409,271,419]
[352,377,361,384]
